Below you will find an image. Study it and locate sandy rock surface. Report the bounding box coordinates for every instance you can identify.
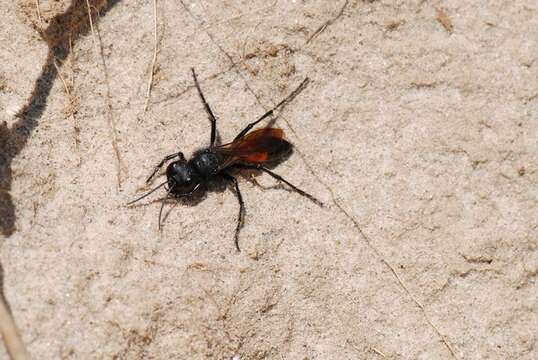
[1,0,536,358]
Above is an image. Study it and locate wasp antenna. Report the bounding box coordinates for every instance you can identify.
[158,189,173,230]
[126,180,168,206]
[158,199,165,230]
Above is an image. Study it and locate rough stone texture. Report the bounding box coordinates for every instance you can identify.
[0,0,536,358]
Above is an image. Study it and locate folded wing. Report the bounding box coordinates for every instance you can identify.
[215,128,292,167]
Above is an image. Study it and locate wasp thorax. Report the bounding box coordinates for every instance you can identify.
[192,151,220,177]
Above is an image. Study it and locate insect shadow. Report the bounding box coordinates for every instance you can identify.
[128,69,323,251]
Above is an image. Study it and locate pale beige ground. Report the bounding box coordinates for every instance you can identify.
[1,0,537,359]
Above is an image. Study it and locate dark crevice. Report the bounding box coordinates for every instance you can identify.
[0,0,121,237]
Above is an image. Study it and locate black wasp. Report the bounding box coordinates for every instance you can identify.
[128,69,323,251]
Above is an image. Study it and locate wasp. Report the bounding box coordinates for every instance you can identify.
[128,69,322,251]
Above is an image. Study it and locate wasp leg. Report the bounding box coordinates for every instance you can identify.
[192,68,218,146]
[146,152,185,184]
[234,78,310,141]
[222,173,245,252]
[234,164,323,207]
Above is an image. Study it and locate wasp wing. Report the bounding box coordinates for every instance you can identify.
[215,128,291,168]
